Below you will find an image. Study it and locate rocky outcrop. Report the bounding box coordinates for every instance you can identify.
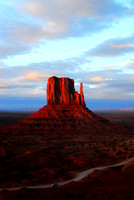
[10,76,117,135]
[47,76,85,106]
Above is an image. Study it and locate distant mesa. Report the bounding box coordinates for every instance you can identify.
[47,76,85,106]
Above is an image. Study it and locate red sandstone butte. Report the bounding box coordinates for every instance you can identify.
[47,76,85,106]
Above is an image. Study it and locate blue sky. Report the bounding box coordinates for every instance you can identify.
[0,0,134,110]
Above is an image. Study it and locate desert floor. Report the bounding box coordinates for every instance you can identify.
[0,110,134,200]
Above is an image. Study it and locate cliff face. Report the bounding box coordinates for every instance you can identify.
[47,76,85,106]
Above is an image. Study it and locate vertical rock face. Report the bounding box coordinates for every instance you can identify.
[47,76,86,106]
[80,83,85,107]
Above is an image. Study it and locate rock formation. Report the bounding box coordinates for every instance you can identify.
[47,76,85,106]
[13,75,117,135]
[80,83,85,106]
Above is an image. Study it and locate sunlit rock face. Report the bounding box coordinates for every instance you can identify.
[47,76,85,106]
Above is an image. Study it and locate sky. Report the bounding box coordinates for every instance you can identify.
[0,0,134,110]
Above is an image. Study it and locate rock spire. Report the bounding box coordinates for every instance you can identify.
[47,76,85,106]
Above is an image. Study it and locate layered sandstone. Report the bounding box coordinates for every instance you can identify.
[47,76,85,106]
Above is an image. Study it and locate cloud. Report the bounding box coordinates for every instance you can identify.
[118,56,134,71]
[23,0,127,19]
[86,35,134,57]
[1,54,134,101]
[0,56,89,97]
[0,17,44,58]
[0,3,45,59]
[73,68,134,100]
[0,84,7,88]
[90,76,113,82]
[17,73,49,82]
[0,0,132,59]
[21,0,129,39]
